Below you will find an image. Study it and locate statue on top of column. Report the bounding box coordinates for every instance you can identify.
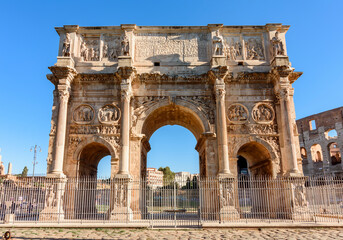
[213,30,224,56]
[270,31,285,57]
[0,149,4,175]
[62,33,71,57]
[120,33,130,56]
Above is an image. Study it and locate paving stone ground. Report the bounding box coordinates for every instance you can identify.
[0,228,342,240]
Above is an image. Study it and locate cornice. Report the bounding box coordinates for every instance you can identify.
[48,66,78,85]
[289,72,303,84]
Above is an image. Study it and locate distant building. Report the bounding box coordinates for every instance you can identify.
[175,172,199,187]
[297,107,343,176]
[146,168,163,189]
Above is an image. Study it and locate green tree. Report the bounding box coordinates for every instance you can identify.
[21,166,28,177]
[191,176,198,189]
[158,166,175,186]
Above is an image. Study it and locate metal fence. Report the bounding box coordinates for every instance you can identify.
[0,175,342,227]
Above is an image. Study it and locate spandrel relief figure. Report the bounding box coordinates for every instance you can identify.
[227,104,249,124]
[252,103,275,124]
[244,37,265,60]
[98,104,121,124]
[121,33,130,56]
[213,30,224,56]
[62,33,71,57]
[270,31,285,57]
[73,105,94,124]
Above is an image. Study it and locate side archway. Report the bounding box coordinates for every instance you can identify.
[232,137,280,177]
[73,136,118,177]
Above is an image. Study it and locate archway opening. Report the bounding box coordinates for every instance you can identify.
[147,125,199,188]
[139,104,207,219]
[140,104,208,180]
[237,142,273,177]
[325,129,338,140]
[309,144,323,172]
[78,142,111,177]
[328,142,341,165]
[75,142,112,219]
[237,156,249,175]
[236,142,275,218]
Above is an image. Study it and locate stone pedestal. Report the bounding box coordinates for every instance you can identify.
[109,176,133,221]
[56,56,75,68]
[218,177,240,222]
[211,55,226,67]
[39,177,67,222]
[4,214,14,223]
[118,56,132,67]
[271,55,289,66]
[287,176,314,221]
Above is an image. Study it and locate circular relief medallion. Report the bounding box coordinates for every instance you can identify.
[227,103,249,124]
[98,104,121,124]
[73,104,94,124]
[252,103,275,124]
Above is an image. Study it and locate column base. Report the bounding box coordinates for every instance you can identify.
[220,206,240,222]
[289,207,314,221]
[217,173,235,179]
[109,207,133,221]
[39,207,65,222]
[114,173,132,179]
[46,172,66,179]
[4,214,14,224]
[284,170,303,177]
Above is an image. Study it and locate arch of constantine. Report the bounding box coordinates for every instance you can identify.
[39,23,315,225]
[47,23,303,180]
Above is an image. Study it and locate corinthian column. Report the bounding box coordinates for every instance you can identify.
[51,87,70,176]
[118,84,132,176]
[215,83,231,176]
[273,64,301,176]
[48,66,77,177]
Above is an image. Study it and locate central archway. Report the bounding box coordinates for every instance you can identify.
[134,102,214,179]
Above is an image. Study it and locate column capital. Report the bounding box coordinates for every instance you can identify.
[275,88,290,103]
[115,67,136,82]
[48,66,77,85]
[208,66,229,83]
[57,86,70,104]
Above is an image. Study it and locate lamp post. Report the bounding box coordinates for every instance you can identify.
[30,145,41,180]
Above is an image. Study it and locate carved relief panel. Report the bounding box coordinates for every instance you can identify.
[102,34,121,61]
[223,36,243,61]
[134,33,210,63]
[227,103,249,124]
[80,36,100,61]
[252,103,275,124]
[73,104,95,124]
[243,36,265,60]
[98,104,121,124]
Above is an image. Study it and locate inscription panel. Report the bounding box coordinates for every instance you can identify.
[134,33,210,63]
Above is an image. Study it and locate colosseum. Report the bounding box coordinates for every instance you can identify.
[297,107,343,176]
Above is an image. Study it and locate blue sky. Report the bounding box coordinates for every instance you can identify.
[0,0,342,177]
